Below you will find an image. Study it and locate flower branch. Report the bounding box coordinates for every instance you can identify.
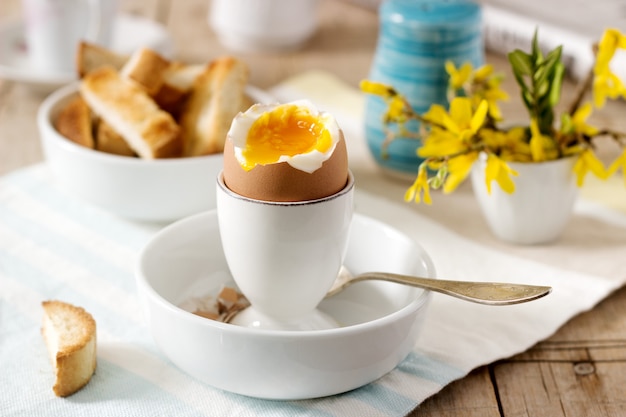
[361,29,626,204]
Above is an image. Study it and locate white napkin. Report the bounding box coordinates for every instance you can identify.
[1,71,625,417]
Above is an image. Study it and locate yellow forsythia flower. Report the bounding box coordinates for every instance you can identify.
[440,97,487,137]
[571,103,599,136]
[593,72,626,108]
[443,152,479,193]
[360,80,409,124]
[573,149,609,186]
[418,129,465,158]
[471,65,509,121]
[473,64,494,82]
[595,29,626,70]
[480,128,532,162]
[480,78,509,120]
[360,80,395,98]
[445,61,473,90]
[529,118,557,161]
[469,100,489,134]
[593,29,626,108]
[606,148,626,186]
[386,95,406,122]
[418,99,488,163]
[484,154,518,194]
[404,164,432,204]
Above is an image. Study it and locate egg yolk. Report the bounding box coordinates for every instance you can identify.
[240,104,333,171]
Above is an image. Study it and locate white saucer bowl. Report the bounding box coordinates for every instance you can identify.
[136,210,435,399]
[37,83,270,222]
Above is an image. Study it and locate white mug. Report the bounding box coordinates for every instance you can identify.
[22,0,117,73]
[216,171,354,330]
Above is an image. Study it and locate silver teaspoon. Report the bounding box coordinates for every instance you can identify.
[328,267,552,305]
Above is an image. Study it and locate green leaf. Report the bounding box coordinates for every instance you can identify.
[535,62,553,86]
[545,46,562,67]
[538,106,554,132]
[522,90,534,109]
[532,67,544,84]
[532,36,562,87]
[533,51,560,87]
[508,28,566,133]
[536,79,550,97]
[548,61,565,107]
[531,28,543,61]
[508,50,534,76]
[560,113,573,134]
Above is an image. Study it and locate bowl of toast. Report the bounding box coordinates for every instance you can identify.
[38,43,273,222]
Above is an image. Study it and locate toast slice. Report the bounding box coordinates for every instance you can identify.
[154,63,206,116]
[163,63,206,91]
[42,300,97,397]
[76,41,128,78]
[121,48,171,96]
[96,120,136,157]
[179,57,249,156]
[80,66,182,159]
[54,96,95,149]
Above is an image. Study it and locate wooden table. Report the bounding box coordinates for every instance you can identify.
[1,1,625,415]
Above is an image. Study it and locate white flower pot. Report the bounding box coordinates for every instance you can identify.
[470,154,578,245]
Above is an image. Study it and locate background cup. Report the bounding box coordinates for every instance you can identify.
[216,171,354,328]
[209,0,319,53]
[22,0,117,73]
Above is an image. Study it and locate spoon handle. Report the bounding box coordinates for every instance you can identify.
[355,272,552,305]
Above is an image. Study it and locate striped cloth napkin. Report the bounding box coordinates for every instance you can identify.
[1,71,625,416]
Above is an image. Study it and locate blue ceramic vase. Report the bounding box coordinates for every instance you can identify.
[365,0,484,179]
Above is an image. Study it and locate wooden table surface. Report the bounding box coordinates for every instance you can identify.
[1,1,625,415]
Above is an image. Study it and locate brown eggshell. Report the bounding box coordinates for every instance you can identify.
[223,130,349,202]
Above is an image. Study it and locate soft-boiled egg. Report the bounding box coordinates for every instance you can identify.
[222,100,348,202]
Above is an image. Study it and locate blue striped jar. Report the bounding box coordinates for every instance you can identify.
[365,0,484,179]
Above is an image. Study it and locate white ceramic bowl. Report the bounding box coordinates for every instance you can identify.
[136,210,435,399]
[37,83,272,222]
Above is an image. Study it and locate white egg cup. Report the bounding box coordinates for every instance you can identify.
[216,171,354,330]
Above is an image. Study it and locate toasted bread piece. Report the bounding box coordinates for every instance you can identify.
[80,66,182,159]
[76,41,128,78]
[154,63,205,116]
[54,96,95,149]
[179,57,249,156]
[163,63,205,91]
[96,120,136,157]
[42,300,97,397]
[154,82,188,117]
[121,48,171,96]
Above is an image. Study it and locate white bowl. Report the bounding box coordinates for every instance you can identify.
[37,83,272,222]
[136,210,435,399]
